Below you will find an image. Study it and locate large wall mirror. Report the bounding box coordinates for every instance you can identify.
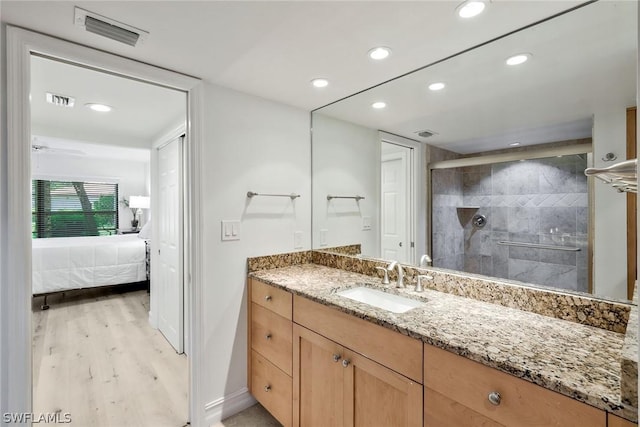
[311,1,637,302]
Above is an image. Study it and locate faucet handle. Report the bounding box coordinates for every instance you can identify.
[375,267,390,285]
[415,274,433,292]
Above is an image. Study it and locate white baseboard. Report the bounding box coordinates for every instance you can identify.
[148,310,158,329]
[204,387,256,426]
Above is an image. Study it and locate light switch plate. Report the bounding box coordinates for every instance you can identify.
[320,229,328,246]
[294,231,303,249]
[221,220,241,241]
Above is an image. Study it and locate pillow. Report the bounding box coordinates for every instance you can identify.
[138,220,152,239]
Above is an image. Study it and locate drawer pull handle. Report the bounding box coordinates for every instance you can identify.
[342,359,351,368]
[488,391,501,406]
[265,333,272,340]
[332,353,342,362]
[264,385,271,392]
[265,295,272,302]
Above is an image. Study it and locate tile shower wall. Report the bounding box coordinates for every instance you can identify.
[433,155,589,292]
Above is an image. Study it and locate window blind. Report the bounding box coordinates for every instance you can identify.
[32,180,119,238]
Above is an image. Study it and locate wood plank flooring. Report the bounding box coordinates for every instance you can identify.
[32,286,188,427]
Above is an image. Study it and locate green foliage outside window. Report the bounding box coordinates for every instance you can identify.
[32,180,119,238]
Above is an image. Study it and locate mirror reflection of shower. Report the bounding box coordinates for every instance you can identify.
[431,149,589,293]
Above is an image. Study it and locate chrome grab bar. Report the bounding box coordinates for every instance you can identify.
[327,195,365,201]
[247,191,300,199]
[497,241,580,252]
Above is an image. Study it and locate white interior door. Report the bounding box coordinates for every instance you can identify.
[381,144,412,262]
[157,137,183,353]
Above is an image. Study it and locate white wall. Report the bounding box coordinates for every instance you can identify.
[592,108,628,300]
[0,23,9,419]
[312,113,379,256]
[200,82,311,424]
[31,153,150,230]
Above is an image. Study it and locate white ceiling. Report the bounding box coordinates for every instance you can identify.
[30,55,186,152]
[316,0,637,153]
[1,0,585,113]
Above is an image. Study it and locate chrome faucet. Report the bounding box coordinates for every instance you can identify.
[419,254,432,267]
[387,261,404,288]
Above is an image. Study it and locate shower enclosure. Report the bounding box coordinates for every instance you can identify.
[430,153,589,293]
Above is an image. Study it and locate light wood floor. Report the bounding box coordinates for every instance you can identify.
[32,286,188,427]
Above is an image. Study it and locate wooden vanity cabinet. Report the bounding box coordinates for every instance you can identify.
[609,414,639,427]
[292,296,423,427]
[248,279,293,426]
[424,345,606,427]
[293,324,422,427]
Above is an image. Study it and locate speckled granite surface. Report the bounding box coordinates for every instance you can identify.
[320,244,361,256]
[312,251,631,333]
[249,263,637,422]
[247,251,311,272]
[621,286,638,408]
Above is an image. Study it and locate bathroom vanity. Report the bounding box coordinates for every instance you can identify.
[247,252,638,427]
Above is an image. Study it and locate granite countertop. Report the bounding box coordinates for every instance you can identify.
[250,263,636,421]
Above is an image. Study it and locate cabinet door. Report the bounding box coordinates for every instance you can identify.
[343,349,422,427]
[609,414,638,427]
[293,325,345,427]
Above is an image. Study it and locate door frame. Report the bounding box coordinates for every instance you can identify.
[4,26,205,424]
[379,132,426,264]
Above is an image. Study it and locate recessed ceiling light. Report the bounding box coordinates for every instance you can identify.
[85,103,112,112]
[311,78,329,88]
[506,53,531,66]
[509,142,521,147]
[368,47,391,60]
[372,101,387,109]
[456,0,486,18]
[428,82,446,91]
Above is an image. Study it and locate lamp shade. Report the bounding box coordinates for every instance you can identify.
[129,195,150,209]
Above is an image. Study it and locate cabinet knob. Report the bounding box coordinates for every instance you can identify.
[265,333,272,340]
[332,353,342,362]
[488,391,501,406]
[342,359,351,368]
[264,295,272,302]
[264,385,271,392]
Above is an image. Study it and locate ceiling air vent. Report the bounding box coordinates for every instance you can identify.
[46,92,75,108]
[415,129,439,138]
[74,7,149,47]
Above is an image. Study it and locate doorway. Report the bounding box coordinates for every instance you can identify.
[5,26,203,424]
[29,53,189,423]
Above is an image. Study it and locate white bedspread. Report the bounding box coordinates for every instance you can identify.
[32,234,146,295]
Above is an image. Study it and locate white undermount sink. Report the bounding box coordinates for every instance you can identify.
[337,286,425,314]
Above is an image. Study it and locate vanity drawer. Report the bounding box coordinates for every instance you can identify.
[293,295,422,383]
[251,350,292,427]
[424,345,605,427]
[251,302,292,375]
[251,278,292,320]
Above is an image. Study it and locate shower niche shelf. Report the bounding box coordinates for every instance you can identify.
[455,206,481,227]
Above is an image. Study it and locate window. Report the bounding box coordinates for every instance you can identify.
[32,180,119,238]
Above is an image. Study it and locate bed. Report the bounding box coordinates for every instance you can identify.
[32,234,147,296]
